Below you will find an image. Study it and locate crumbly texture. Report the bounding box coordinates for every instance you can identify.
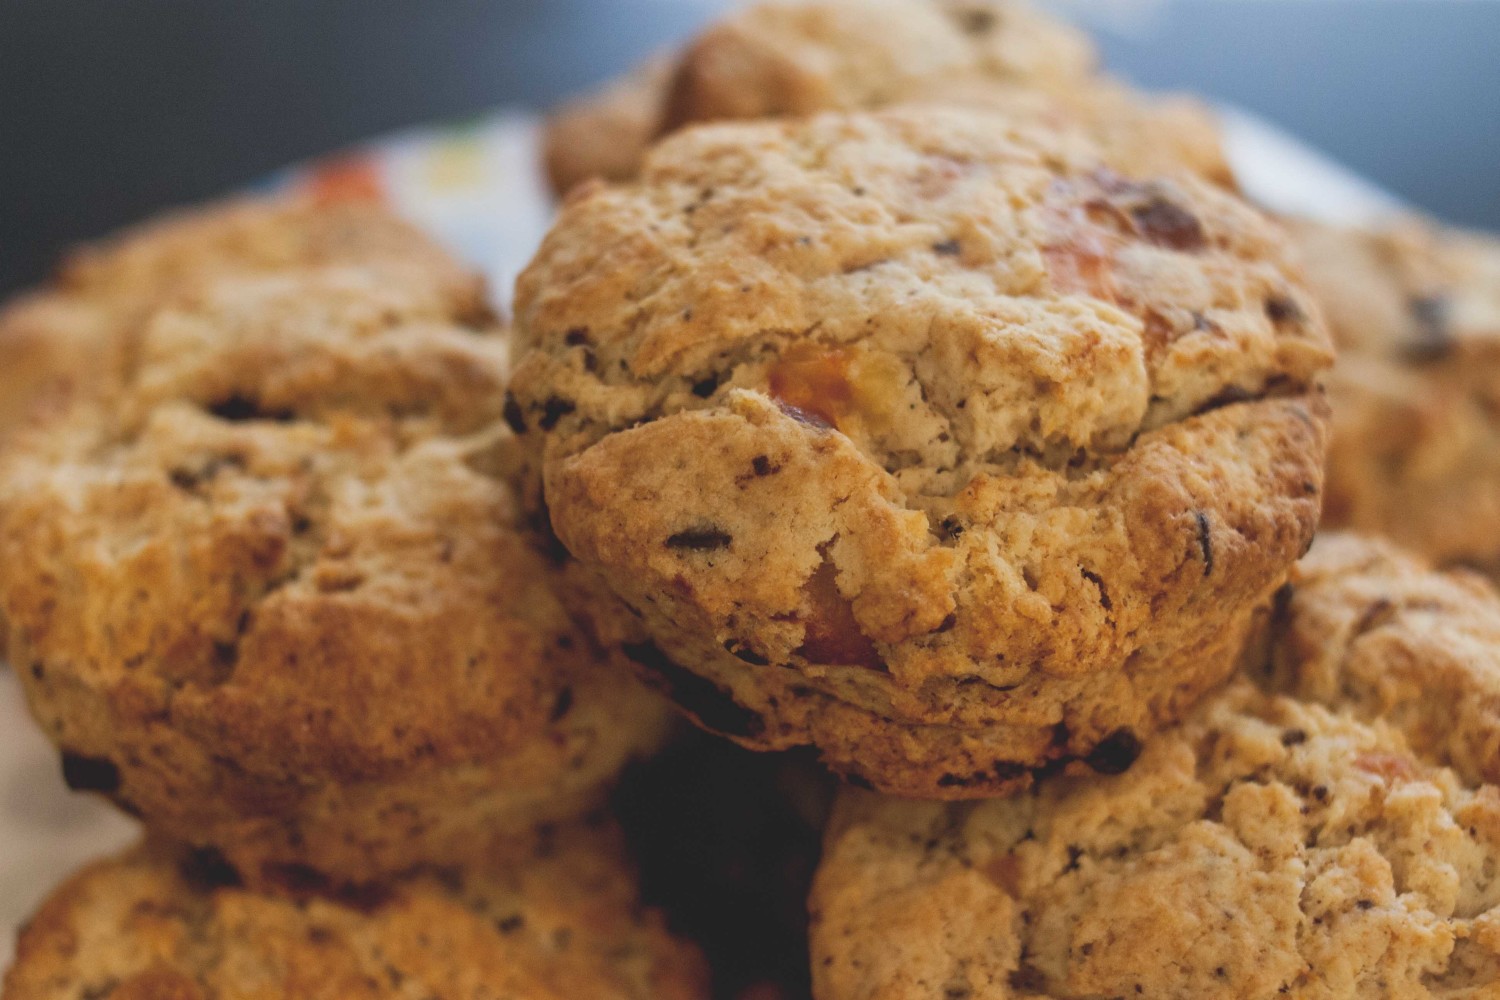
[813,683,1500,999]
[3,820,710,1000]
[1260,533,1500,789]
[510,108,1333,797]
[0,197,476,654]
[1294,218,1500,572]
[542,0,1231,194]
[0,203,671,883]
[0,197,478,442]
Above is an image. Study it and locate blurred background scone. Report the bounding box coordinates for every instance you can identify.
[0,198,479,445]
[544,0,1231,195]
[510,106,1332,798]
[0,198,673,885]
[812,534,1500,999]
[1293,218,1500,575]
[3,818,710,1000]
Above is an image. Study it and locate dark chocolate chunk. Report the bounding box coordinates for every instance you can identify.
[1129,195,1206,251]
[502,392,527,434]
[208,394,294,423]
[1264,295,1306,326]
[61,752,120,794]
[1194,510,1214,577]
[179,846,244,890]
[665,526,733,551]
[1079,567,1112,611]
[538,396,576,431]
[1084,728,1142,775]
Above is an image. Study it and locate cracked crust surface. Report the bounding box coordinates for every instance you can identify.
[1263,533,1500,790]
[510,108,1333,797]
[0,202,672,883]
[812,536,1500,998]
[2,820,710,1000]
[0,196,476,443]
[1294,218,1500,573]
[542,0,1231,195]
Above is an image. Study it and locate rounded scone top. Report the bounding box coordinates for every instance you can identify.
[1292,218,1500,571]
[2,821,710,1000]
[0,199,670,880]
[0,197,480,439]
[543,0,1230,195]
[810,533,1500,999]
[511,108,1333,796]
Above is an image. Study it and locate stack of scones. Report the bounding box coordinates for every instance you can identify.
[4,3,1500,998]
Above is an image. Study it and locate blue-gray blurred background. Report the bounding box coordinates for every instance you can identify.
[2,0,1497,297]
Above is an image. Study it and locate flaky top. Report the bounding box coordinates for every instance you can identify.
[811,534,1500,998]
[3,822,709,1000]
[511,108,1331,794]
[0,201,670,876]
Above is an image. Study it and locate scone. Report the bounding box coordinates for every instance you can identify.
[3,819,710,1000]
[0,202,672,884]
[509,108,1333,797]
[543,56,677,196]
[0,198,474,654]
[0,196,476,443]
[1293,218,1500,573]
[542,0,1231,194]
[1264,532,1500,788]
[812,536,1500,998]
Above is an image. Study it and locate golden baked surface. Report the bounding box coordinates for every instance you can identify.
[1295,218,1500,572]
[0,199,671,883]
[813,538,1500,998]
[511,108,1333,797]
[3,821,709,1000]
[0,197,478,441]
[1268,533,1500,789]
[542,0,1230,194]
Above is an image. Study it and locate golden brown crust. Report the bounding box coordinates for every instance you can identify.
[810,535,1500,998]
[1294,218,1500,572]
[511,108,1333,797]
[542,0,1231,195]
[813,693,1500,999]
[0,197,481,443]
[0,201,672,882]
[1264,533,1500,788]
[3,821,710,1000]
